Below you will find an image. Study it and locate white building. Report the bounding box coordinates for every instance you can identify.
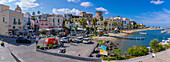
[48,14,63,28]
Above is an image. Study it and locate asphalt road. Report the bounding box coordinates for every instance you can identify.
[0,37,96,62]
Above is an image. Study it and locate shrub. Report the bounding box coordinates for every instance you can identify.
[101,56,108,60]
[48,44,53,48]
[36,45,40,49]
[99,31,104,36]
[1,42,4,46]
[127,46,149,57]
[98,41,105,45]
[150,39,159,52]
[40,46,44,50]
[53,45,57,48]
[1,42,4,44]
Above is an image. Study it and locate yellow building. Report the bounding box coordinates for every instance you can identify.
[0,4,23,36]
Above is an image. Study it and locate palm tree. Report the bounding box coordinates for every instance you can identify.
[74,26,77,34]
[113,22,117,29]
[37,11,40,15]
[120,23,123,30]
[103,21,108,31]
[69,20,73,35]
[92,18,98,31]
[80,18,87,38]
[32,12,35,16]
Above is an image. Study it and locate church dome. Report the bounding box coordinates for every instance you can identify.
[15,5,22,13]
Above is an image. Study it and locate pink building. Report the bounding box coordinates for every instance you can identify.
[39,21,50,29]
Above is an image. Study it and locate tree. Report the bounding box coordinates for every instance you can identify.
[113,22,117,29]
[85,27,89,36]
[150,39,159,52]
[89,27,93,32]
[69,20,73,35]
[40,29,48,35]
[110,49,122,60]
[120,23,123,29]
[74,26,77,34]
[92,18,98,31]
[103,21,108,31]
[127,46,149,57]
[80,18,87,38]
[32,12,35,16]
[37,11,40,15]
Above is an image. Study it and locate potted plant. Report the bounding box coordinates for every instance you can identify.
[53,45,57,48]
[1,42,4,46]
[36,45,40,49]
[48,44,52,49]
[40,46,44,50]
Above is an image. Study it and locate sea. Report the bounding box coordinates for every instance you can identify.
[114,29,170,55]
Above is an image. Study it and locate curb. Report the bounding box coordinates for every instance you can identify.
[8,47,24,62]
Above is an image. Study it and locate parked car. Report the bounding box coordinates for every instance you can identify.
[16,37,31,43]
[60,37,69,43]
[74,37,83,43]
[67,37,72,42]
[83,38,91,44]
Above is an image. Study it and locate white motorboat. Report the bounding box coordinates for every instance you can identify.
[161,40,170,45]
[139,32,147,35]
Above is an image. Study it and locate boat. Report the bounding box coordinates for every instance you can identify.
[139,32,147,35]
[160,40,170,45]
[161,31,166,33]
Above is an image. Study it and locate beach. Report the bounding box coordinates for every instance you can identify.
[92,28,164,43]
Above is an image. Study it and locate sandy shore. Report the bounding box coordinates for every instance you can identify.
[92,28,164,42]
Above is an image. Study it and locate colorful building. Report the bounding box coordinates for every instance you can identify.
[0,4,23,36]
[39,20,50,29]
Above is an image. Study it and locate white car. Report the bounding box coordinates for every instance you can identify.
[83,38,91,44]
[60,37,69,43]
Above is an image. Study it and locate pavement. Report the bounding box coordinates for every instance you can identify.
[47,42,98,57]
[0,36,96,62]
[0,45,16,62]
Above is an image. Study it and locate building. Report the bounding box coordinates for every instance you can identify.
[95,11,103,21]
[23,12,31,29]
[48,14,63,28]
[79,12,93,25]
[39,20,49,29]
[0,4,23,36]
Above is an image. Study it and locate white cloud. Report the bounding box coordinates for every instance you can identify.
[67,0,80,3]
[16,0,39,10]
[96,7,109,14]
[150,0,164,5]
[0,0,16,4]
[80,2,93,8]
[52,8,81,15]
[135,9,170,27]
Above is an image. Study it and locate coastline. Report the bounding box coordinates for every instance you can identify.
[92,28,164,43]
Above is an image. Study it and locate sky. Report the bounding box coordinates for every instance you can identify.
[0,0,170,27]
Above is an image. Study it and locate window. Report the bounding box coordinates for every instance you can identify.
[53,19,55,23]
[98,23,100,25]
[58,19,60,23]
[3,16,5,22]
[13,18,17,24]
[45,23,48,25]
[18,18,21,24]
[41,22,44,25]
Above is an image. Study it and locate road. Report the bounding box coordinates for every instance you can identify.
[0,36,96,62]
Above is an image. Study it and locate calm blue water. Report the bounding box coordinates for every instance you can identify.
[115,29,170,54]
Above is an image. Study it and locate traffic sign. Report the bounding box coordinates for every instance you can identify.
[101,45,107,51]
[100,49,108,56]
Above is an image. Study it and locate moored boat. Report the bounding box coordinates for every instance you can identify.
[139,32,147,35]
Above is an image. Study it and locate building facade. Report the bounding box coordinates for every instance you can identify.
[0,4,23,36]
[48,15,63,28]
